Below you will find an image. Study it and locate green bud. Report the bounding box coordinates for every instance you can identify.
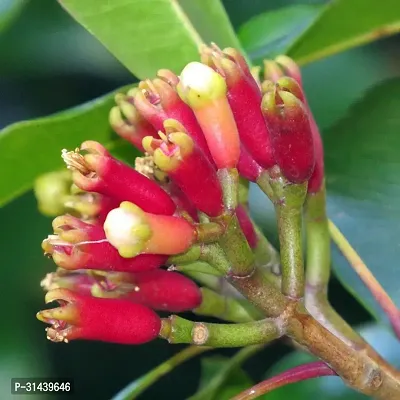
[34,170,72,216]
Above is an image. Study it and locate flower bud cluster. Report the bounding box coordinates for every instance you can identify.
[37,44,324,346]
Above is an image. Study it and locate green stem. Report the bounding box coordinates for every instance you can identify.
[275,194,306,299]
[171,261,222,276]
[193,287,262,323]
[218,214,255,276]
[184,270,221,291]
[252,225,282,289]
[112,346,210,400]
[253,225,280,272]
[265,168,307,299]
[256,170,274,199]
[160,316,283,347]
[201,243,288,317]
[218,168,239,211]
[188,345,265,400]
[168,245,201,264]
[304,184,363,346]
[304,186,330,286]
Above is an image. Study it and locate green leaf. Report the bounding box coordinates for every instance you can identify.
[0,0,27,33]
[265,324,400,399]
[325,78,400,320]
[190,356,253,400]
[238,5,323,64]
[58,0,241,79]
[178,0,242,50]
[288,0,400,65]
[0,84,134,207]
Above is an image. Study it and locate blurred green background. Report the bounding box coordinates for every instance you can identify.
[0,0,399,399]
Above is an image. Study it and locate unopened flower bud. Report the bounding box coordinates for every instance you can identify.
[140,74,214,164]
[263,60,284,82]
[276,76,304,102]
[275,55,302,85]
[307,123,324,193]
[143,122,223,217]
[64,192,119,223]
[92,270,202,312]
[222,47,255,87]
[37,288,161,344]
[201,46,275,169]
[62,141,176,215]
[262,89,315,183]
[41,270,100,295]
[104,201,196,258]
[109,95,158,152]
[177,62,240,168]
[272,57,324,191]
[42,214,167,272]
[165,182,199,221]
[261,79,276,95]
[34,170,72,216]
[237,146,263,182]
[133,85,168,131]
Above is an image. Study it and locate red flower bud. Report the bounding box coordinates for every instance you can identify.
[273,57,325,192]
[104,201,196,258]
[92,270,202,312]
[275,55,303,86]
[276,76,305,102]
[263,60,285,82]
[132,86,168,131]
[165,182,199,221]
[42,215,167,272]
[201,47,275,169]
[109,93,159,152]
[37,288,161,344]
[237,146,263,182]
[307,118,324,193]
[177,62,240,169]
[262,89,315,183]
[235,205,257,248]
[62,141,176,216]
[135,75,214,165]
[41,270,97,296]
[143,122,223,217]
[222,47,257,90]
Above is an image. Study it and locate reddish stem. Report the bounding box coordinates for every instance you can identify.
[231,361,336,400]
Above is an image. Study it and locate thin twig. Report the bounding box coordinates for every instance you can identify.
[328,219,400,339]
[112,346,211,400]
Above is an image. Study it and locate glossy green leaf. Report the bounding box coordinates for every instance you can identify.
[238,5,323,64]
[288,0,400,65]
[59,0,241,79]
[0,0,27,33]
[189,356,253,400]
[325,78,400,320]
[0,84,134,207]
[265,324,400,399]
[178,0,242,50]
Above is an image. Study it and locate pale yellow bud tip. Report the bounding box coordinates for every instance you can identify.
[103,202,151,258]
[177,62,227,108]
